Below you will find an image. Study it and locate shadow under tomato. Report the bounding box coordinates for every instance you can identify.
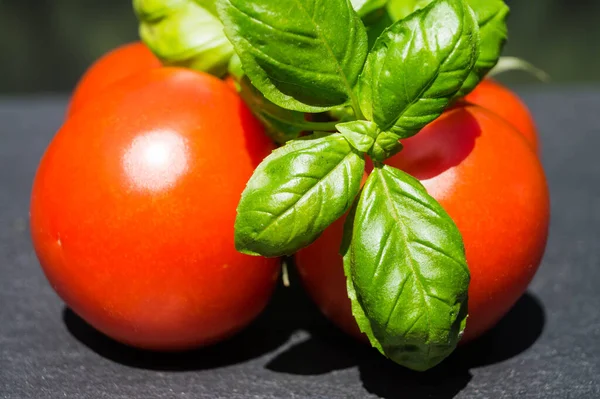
[63,264,545,394]
[358,292,546,399]
[266,273,545,399]
[63,274,300,371]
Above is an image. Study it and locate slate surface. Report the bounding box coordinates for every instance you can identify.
[1,87,599,399]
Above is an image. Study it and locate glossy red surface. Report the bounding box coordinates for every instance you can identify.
[31,68,280,350]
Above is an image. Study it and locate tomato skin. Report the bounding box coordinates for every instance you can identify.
[67,42,161,116]
[296,105,549,343]
[465,79,538,152]
[30,68,280,350]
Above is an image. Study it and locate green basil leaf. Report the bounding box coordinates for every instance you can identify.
[385,0,509,97]
[351,0,388,17]
[134,0,234,77]
[337,120,380,153]
[237,77,308,144]
[456,0,509,96]
[343,165,469,371]
[358,0,479,137]
[235,134,365,257]
[217,0,368,112]
[370,131,403,162]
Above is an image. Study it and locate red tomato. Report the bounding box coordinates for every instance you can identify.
[67,42,162,116]
[465,79,538,152]
[30,68,280,350]
[296,105,549,343]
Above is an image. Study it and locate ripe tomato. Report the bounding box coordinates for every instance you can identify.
[30,68,280,350]
[296,105,549,343]
[67,41,161,116]
[465,79,538,152]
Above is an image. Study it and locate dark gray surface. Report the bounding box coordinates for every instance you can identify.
[1,87,599,398]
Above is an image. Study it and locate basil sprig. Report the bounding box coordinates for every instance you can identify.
[385,0,509,96]
[343,166,469,371]
[214,0,509,370]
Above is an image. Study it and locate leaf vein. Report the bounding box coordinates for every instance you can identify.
[411,238,469,275]
[229,2,319,42]
[388,5,469,131]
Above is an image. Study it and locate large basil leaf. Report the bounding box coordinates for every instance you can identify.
[358,0,479,137]
[217,0,368,112]
[134,0,234,77]
[343,165,469,371]
[456,0,509,96]
[235,134,365,257]
[385,0,509,97]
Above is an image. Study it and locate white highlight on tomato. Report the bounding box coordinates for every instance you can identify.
[124,130,189,192]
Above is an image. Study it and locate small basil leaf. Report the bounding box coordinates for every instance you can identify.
[351,0,388,18]
[456,0,509,96]
[343,165,469,371]
[358,0,479,137]
[134,0,234,77]
[337,120,380,153]
[218,0,368,112]
[236,77,307,144]
[235,134,365,257]
[370,131,403,162]
[336,122,403,162]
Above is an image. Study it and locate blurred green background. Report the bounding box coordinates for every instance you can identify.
[0,0,598,93]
